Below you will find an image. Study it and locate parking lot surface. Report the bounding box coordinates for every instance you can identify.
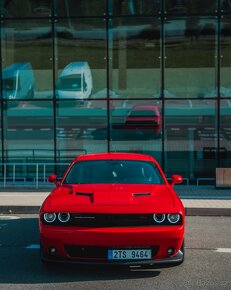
[0,215,230,290]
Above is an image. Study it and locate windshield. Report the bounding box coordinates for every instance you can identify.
[130,110,157,117]
[58,74,82,91]
[63,160,165,184]
[2,77,16,91]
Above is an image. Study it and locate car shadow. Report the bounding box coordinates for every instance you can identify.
[0,216,161,284]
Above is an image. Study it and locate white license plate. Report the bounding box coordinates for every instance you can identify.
[108,249,151,260]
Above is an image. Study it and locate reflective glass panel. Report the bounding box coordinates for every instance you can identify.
[0,0,52,17]
[164,0,217,14]
[110,0,160,15]
[220,100,231,167]
[109,100,162,164]
[55,19,106,100]
[56,100,107,163]
[56,0,106,16]
[220,16,231,98]
[110,18,161,98]
[3,101,54,180]
[164,17,217,98]
[0,102,2,163]
[221,0,231,12]
[1,20,53,100]
[165,100,216,181]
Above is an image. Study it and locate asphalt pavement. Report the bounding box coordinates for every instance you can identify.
[0,215,230,290]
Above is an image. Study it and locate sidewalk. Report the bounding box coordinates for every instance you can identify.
[0,186,231,216]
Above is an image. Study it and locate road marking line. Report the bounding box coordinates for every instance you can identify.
[215,248,231,253]
[25,244,40,249]
[0,216,20,220]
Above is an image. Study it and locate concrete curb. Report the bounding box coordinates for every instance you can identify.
[185,208,231,216]
[0,206,40,214]
[0,206,231,216]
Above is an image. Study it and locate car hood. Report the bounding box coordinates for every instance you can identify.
[47,184,176,211]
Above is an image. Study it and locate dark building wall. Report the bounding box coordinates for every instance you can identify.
[0,1,231,183]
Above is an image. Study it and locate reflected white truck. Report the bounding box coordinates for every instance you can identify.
[2,62,35,99]
[57,62,93,99]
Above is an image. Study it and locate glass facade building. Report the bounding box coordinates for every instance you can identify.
[0,0,231,183]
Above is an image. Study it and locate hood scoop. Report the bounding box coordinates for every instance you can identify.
[133,192,151,197]
[75,192,94,203]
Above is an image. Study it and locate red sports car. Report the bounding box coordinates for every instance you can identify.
[39,153,185,266]
[124,105,162,139]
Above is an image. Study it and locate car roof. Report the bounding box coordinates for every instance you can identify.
[74,152,156,163]
[132,105,158,110]
[60,62,89,75]
[2,62,31,78]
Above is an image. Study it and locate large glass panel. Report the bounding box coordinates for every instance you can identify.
[109,100,162,164]
[0,0,52,18]
[55,19,106,100]
[220,16,231,97]
[56,0,106,16]
[0,103,2,179]
[165,100,216,182]
[0,102,2,161]
[164,0,217,14]
[3,101,54,181]
[221,0,231,12]
[220,100,231,167]
[1,20,53,100]
[110,18,161,98]
[56,100,107,163]
[164,17,217,98]
[110,0,160,15]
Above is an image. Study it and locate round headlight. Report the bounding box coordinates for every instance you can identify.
[44,213,56,223]
[167,214,180,224]
[58,212,70,223]
[153,213,165,223]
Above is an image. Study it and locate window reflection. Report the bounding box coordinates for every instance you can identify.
[55,19,106,99]
[221,0,231,12]
[164,0,217,14]
[164,17,216,98]
[220,100,231,167]
[56,0,106,17]
[165,100,216,179]
[0,103,2,162]
[0,0,51,17]
[2,62,35,100]
[1,20,53,99]
[110,0,160,15]
[110,18,161,98]
[56,101,107,162]
[109,100,162,164]
[4,101,54,163]
[57,62,93,100]
[221,17,231,96]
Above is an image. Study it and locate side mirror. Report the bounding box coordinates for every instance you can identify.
[171,174,183,186]
[48,174,60,187]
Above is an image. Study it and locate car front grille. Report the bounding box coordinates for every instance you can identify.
[64,245,159,259]
[70,213,154,227]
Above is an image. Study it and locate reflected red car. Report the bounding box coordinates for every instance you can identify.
[39,153,184,266]
[125,105,162,138]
